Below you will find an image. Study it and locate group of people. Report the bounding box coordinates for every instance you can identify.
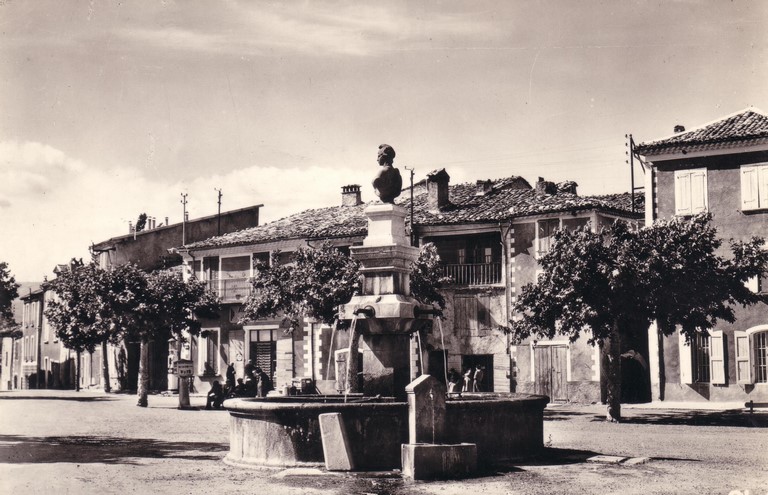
[205,360,274,410]
[447,366,486,393]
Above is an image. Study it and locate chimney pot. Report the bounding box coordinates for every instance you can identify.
[165,216,169,226]
[674,124,686,133]
[426,169,451,211]
[475,179,493,196]
[341,184,363,206]
[535,177,557,196]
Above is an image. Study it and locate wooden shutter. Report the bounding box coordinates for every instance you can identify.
[678,331,692,384]
[690,169,708,214]
[734,331,753,384]
[477,294,491,336]
[675,170,692,216]
[741,166,759,210]
[759,164,768,209]
[709,330,725,385]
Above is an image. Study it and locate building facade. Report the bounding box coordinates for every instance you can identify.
[180,171,642,403]
[637,108,768,403]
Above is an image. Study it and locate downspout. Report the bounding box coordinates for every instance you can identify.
[500,220,512,378]
[36,301,43,389]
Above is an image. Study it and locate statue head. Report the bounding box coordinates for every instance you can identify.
[377,144,396,166]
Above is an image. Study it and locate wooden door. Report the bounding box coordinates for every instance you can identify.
[534,345,567,402]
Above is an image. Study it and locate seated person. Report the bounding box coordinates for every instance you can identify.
[231,378,247,397]
[205,380,225,410]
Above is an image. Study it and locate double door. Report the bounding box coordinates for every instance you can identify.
[534,345,567,402]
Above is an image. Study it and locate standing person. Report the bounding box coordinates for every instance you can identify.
[463,368,473,392]
[473,366,485,392]
[244,359,255,377]
[243,368,257,397]
[447,368,460,393]
[225,362,236,389]
[255,367,273,397]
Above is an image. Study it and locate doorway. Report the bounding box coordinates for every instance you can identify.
[461,354,493,392]
[534,345,568,402]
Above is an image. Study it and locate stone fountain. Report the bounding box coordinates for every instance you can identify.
[223,145,548,473]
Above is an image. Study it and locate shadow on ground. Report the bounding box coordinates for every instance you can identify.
[590,410,768,428]
[0,396,117,402]
[0,434,227,465]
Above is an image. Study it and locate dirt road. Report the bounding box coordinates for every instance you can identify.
[0,390,766,494]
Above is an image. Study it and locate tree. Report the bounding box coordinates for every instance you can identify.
[0,261,20,330]
[135,213,147,232]
[44,262,130,392]
[509,214,767,422]
[242,243,361,330]
[126,269,219,407]
[410,242,452,311]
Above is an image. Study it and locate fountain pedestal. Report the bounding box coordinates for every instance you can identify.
[339,203,432,399]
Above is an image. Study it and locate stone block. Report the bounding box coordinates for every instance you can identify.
[401,443,477,480]
[406,374,446,444]
[319,413,355,471]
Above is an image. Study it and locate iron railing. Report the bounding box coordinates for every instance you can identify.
[443,262,502,286]
[207,277,252,302]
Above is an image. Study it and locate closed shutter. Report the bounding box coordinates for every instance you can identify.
[759,164,768,209]
[709,330,725,385]
[741,166,759,210]
[734,331,753,384]
[477,295,491,336]
[678,331,692,384]
[690,169,708,214]
[675,171,692,216]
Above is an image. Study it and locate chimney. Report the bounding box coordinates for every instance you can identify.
[426,169,451,211]
[341,184,363,206]
[557,181,578,195]
[475,179,493,196]
[535,177,557,196]
[165,216,169,226]
[128,221,134,234]
[674,124,686,133]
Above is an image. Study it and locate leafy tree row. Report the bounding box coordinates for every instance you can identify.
[44,262,218,406]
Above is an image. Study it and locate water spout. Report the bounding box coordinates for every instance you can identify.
[353,306,375,318]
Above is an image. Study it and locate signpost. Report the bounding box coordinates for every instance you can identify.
[175,359,194,409]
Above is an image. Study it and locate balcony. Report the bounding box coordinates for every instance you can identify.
[207,277,252,302]
[443,262,502,286]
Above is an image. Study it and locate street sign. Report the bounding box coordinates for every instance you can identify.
[175,359,194,377]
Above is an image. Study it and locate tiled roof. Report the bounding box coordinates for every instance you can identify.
[635,108,768,156]
[185,176,642,250]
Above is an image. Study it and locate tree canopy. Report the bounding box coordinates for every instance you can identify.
[509,214,767,421]
[0,261,20,332]
[242,242,451,330]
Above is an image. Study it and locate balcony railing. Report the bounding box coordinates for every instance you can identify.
[443,262,502,286]
[207,277,252,302]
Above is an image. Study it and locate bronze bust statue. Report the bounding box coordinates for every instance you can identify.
[372,144,402,204]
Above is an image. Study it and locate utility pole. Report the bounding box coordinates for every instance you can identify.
[180,193,188,246]
[404,166,415,246]
[215,188,222,236]
[625,134,644,214]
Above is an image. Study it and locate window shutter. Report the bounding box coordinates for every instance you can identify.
[196,336,206,374]
[734,331,753,384]
[709,330,725,385]
[690,169,708,214]
[758,164,768,209]
[678,331,693,384]
[477,295,491,336]
[674,171,692,216]
[741,166,759,210]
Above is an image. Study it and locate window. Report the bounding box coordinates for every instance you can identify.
[454,294,492,337]
[736,328,768,384]
[741,163,768,211]
[674,168,708,216]
[537,219,560,256]
[679,330,724,385]
[197,329,220,375]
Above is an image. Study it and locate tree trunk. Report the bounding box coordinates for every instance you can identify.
[345,325,360,394]
[101,341,111,393]
[603,322,622,422]
[75,350,81,392]
[137,339,149,407]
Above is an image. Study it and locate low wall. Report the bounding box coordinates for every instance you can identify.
[225,393,548,469]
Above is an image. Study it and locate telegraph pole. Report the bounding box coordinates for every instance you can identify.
[404,166,415,246]
[180,193,188,246]
[625,134,645,215]
[215,188,222,236]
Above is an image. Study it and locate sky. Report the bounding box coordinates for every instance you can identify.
[1,0,767,282]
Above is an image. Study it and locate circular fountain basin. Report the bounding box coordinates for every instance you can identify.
[224,393,549,470]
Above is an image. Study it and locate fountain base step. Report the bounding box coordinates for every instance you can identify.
[401,443,477,480]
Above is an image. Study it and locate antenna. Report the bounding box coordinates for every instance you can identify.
[215,188,223,236]
[404,166,415,246]
[181,193,188,246]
